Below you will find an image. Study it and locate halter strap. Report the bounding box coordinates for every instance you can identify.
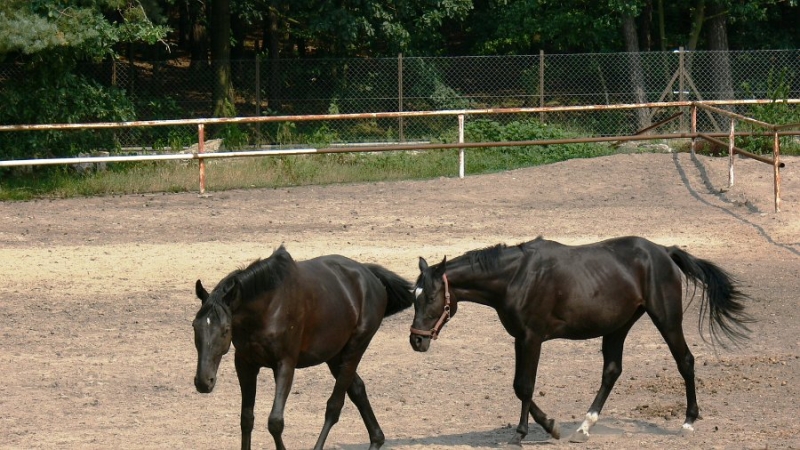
[410,274,451,340]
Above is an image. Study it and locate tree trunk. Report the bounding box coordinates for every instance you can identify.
[210,0,235,117]
[687,0,705,51]
[638,0,653,52]
[266,2,281,112]
[707,2,734,99]
[187,0,208,71]
[623,14,651,130]
[707,2,735,124]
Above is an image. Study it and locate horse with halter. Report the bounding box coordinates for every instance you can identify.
[410,236,752,445]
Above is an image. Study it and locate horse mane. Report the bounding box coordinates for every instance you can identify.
[198,245,295,317]
[232,245,296,301]
[446,238,540,274]
[446,243,507,273]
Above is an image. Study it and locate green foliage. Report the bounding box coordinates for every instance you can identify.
[403,59,472,110]
[740,68,800,155]
[461,118,615,172]
[0,1,169,62]
[217,125,249,150]
[0,72,135,160]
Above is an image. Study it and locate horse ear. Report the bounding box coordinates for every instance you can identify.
[196,280,210,303]
[418,257,429,273]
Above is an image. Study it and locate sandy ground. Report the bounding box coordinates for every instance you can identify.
[1,152,798,449]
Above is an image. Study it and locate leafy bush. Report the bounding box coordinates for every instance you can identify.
[0,72,135,160]
[740,68,800,155]
[455,117,613,172]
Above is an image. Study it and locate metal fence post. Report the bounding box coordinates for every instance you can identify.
[398,53,404,142]
[773,130,781,212]
[539,50,545,122]
[690,104,697,158]
[728,119,736,187]
[198,124,206,194]
[458,114,465,179]
[678,47,686,132]
[255,54,261,146]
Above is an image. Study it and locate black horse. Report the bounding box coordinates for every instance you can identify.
[409,236,752,445]
[193,245,414,450]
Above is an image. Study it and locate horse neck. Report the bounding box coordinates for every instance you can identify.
[447,264,509,309]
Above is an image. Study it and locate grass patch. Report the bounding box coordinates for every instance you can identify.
[0,142,654,201]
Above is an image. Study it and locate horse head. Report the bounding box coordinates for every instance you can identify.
[192,278,239,393]
[410,256,456,352]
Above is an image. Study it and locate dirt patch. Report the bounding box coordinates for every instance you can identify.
[1,153,798,449]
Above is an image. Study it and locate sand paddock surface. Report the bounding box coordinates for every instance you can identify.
[1,153,798,449]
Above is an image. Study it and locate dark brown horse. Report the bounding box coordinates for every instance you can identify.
[409,236,752,445]
[193,245,414,450]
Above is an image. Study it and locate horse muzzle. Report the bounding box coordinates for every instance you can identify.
[194,374,216,393]
[409,333,431,352]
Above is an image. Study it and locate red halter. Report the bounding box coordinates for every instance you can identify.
[409,274,451,340]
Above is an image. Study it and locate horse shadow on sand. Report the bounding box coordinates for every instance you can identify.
[338,418,676,448]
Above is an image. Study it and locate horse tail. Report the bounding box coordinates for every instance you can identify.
[666,246,754,348]
[366,264,415,317]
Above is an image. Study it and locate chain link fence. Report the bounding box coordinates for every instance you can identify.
[1,49,799,153]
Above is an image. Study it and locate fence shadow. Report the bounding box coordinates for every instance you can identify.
[672,152,800,258]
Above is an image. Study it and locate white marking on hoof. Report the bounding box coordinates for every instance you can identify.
[570,411,599,442]
[681,423,695,432]
[568,429,590,443]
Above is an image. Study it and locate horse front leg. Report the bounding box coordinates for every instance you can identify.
[509,337,556,447]
[268,362,296,450]
[235,355,260,450]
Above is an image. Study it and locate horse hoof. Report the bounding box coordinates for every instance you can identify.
[505,434,524,448]
[548,420,561,440]
[679,424,695,437]
[568,430,590,443]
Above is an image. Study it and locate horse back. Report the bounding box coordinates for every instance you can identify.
[234,255,388,369]
[513,236,681,340]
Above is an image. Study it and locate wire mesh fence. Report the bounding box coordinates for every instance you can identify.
[1,49,799,153]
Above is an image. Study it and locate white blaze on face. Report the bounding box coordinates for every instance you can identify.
[414,287,423,299]
[207,317,211,326]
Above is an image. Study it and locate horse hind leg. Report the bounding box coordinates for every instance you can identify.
[569,314,642,443]
[316,349,374,450]
[345,372,385,449]
[655,323,699,434]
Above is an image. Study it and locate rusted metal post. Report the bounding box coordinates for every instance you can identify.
[198,124,206,195]
[539,50,545,122]
[398,53,404,142]
[458,114,465,179]
[690,104,697,158]
[774,130,781,212]
[728,119,735,188]
[679,48,686,131]
[255,55,261,146]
